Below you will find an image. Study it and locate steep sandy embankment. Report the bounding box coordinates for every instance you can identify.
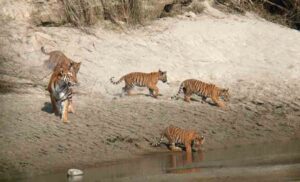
[0,0,300,179]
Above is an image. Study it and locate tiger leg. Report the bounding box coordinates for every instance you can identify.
[212,97,225,108]
[184,142,192,153]
[184,95,192,103]
[201,96,207,103]
[148,85,159,98]
[183,88,192,102]
[61,100,70,123]
[50,95,59,115]
[68,100,75,113]
[148,88,154,96]
[123,84,134,96]
[170,142,182,152]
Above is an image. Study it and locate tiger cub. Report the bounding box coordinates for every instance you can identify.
[110,70,167,98]
[47,65,78,123]
[152,125,205,153]
[172,79,229,108]
[41,46,81,74]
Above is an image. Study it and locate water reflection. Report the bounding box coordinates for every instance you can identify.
[9,140,300,182]
[67,175,83,182]
[167,151,204,174]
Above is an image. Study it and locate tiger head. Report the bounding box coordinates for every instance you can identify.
[158,69,167,83]
[220,88,229,101]
[59,67,78,87]
[192,135,205,148]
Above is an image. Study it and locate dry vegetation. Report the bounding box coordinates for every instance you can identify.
[214,0,300,30]
[58,0,205,26]
[61,0,143,26]
[58,0,299,30]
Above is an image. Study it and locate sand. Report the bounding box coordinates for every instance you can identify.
[0,1,300,180]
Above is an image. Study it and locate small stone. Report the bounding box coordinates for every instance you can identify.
[256,122,263,127]
[245,106,252,111]
[67,169,83,176]
[252,100,264,105]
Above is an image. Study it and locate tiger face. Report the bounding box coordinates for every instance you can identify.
[220,88,229,101]
[158,70,167,83]
[59,67,78,87]
[192,135,205,148]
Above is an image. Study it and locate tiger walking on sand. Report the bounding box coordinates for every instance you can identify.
[110,70,168,98]
[172,79,229,109]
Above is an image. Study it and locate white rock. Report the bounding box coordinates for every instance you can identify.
[184,11,196,18]
[67,169,84,176]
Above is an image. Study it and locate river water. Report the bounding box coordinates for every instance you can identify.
[15,140,300,182]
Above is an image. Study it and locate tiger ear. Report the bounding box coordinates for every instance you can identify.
[158,69,162,73]
[76,62,81,72]
[59,68,64,75]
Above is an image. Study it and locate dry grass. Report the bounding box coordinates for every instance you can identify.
[214,0,300,30]
[187,0,206,14]
[61,0,205,26]
[62,0,103,26]
[40,0,299,30]
[61,0,143,26]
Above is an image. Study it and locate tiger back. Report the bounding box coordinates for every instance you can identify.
[172,79,229,108]
[110,70,167,98]
[153,125,205,153]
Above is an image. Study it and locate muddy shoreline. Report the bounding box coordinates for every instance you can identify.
[1,86,299,180]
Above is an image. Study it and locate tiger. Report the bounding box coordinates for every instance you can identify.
[42,46,81,113]
[47,65,78,123]
[41,46,81,74]
[171,79,229,108]
[110,70,167,98]
[152,125,205,153]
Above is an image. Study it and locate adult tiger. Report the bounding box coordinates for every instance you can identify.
[110,70,167,98]
[47,65,78,123]
[41,46,81,74]
[42,46,81,113]
[172,79,229,108]
[152,125,205,153]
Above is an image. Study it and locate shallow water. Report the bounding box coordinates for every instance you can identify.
[14,140,300,182]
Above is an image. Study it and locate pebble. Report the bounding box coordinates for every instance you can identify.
[67,169,83,176]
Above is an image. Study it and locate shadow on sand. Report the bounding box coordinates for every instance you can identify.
[41,102,53,114]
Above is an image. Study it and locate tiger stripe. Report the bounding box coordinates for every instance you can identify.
[47,66,78,123]
[172,79,229,108]
[153,125,205,153]
[110,70,167,98]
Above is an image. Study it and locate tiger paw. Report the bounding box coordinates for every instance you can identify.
[62,119,70,123]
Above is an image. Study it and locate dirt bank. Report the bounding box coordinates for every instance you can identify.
[1,1,300,180]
